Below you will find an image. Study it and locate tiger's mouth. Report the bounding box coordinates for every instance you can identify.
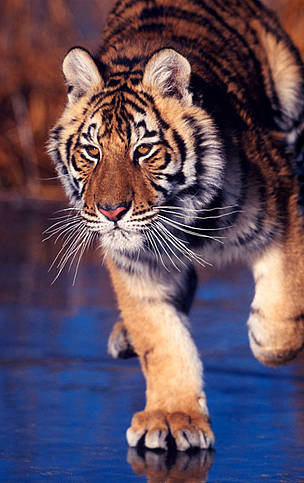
[100,225,145,254]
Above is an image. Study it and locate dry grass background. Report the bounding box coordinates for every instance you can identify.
[0,0,303,202]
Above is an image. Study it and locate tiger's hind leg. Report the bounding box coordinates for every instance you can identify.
[248,203,304,366]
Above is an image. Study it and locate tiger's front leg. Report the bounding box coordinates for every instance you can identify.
[106,259,214,451]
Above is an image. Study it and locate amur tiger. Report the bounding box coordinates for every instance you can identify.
[48,0,304,451]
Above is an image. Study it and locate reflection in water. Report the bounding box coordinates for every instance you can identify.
[127,447,214,483]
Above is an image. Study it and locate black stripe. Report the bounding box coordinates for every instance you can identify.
[158,151,172,170]
[97,92,144,121]
[106,69,144,79]
[71,155,82,173]
[150,179,168,195]
[293,313,304,322]
[79,181,87,198]
[119,110,132,144]
[182,114,206,176]
[123,107,135,125]
[76,118,87,135]
[137,22,165,34]
[122,86,147,106]
[143,147,162,163]
[51,147,65,171]
[144,130,157,139]
[106,0,142,26]
[72,176,79,191]
[134,213,155,222]
[170,265,198,314]
[112,55,142,67]
[89,91,104,104]
[60,163,68,176]
[50,126,63,140]
[71,188,81,201]
[123,98,146,115]
[176,181,201,199]
[151,105,169,131]
[66,134,74,161]
[130,77,141,86]
[80,153,96,164]
[172,129,186,167]
[136,120,157,138]
[165,171,186,185]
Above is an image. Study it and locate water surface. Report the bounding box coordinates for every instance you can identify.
[0,203,303,482]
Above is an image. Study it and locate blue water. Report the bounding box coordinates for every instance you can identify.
[0,204,303,482]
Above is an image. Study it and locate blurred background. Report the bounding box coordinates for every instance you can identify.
[0,0,114,202]
[0,0,303,203]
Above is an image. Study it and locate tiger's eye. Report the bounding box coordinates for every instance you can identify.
[85,145,100,158]
[136,144,152,156]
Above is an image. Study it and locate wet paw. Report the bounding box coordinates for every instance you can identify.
[108,321,137,359]
[127,410,214,451]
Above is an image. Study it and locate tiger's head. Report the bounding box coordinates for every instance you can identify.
[48,47,224,256]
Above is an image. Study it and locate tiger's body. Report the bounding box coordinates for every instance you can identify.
[48,0,304,450]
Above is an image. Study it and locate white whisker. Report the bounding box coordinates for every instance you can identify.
[155,221,212,268]
[53,207,80,214]
[56,227,87,271]
[39,174,69,181]
[154,204,238,213]
[158,215,225,244]
[48,227,80,272]
[145,229,170,272]
[49,225,86,276]
[72,231,92,286]
[49,213,81,222]
[43,219,82,241]
[151,225,181,272]
[43,215,82,235]
[151,224,184,271]
[66,230,89,273]
[155,208,241,222]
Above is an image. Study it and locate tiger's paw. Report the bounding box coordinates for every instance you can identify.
[108,321,137,359]
[126,409,214,451]
[248,313,304,367]
[249,327,304,367]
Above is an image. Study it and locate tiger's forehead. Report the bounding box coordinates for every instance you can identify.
[80,90,158,146]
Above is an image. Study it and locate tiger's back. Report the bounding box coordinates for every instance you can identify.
[100,0,304,134]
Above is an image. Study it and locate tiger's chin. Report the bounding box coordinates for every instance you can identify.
[100,228,144,255]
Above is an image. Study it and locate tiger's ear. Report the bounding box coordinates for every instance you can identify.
[62,47,104,104]
[143,48,192,105]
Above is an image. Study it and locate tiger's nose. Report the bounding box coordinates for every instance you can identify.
[97,201,131,221]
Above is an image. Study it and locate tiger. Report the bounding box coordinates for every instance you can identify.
[48,0,304,451]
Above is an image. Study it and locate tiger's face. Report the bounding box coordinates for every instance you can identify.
[48,48,224,256]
